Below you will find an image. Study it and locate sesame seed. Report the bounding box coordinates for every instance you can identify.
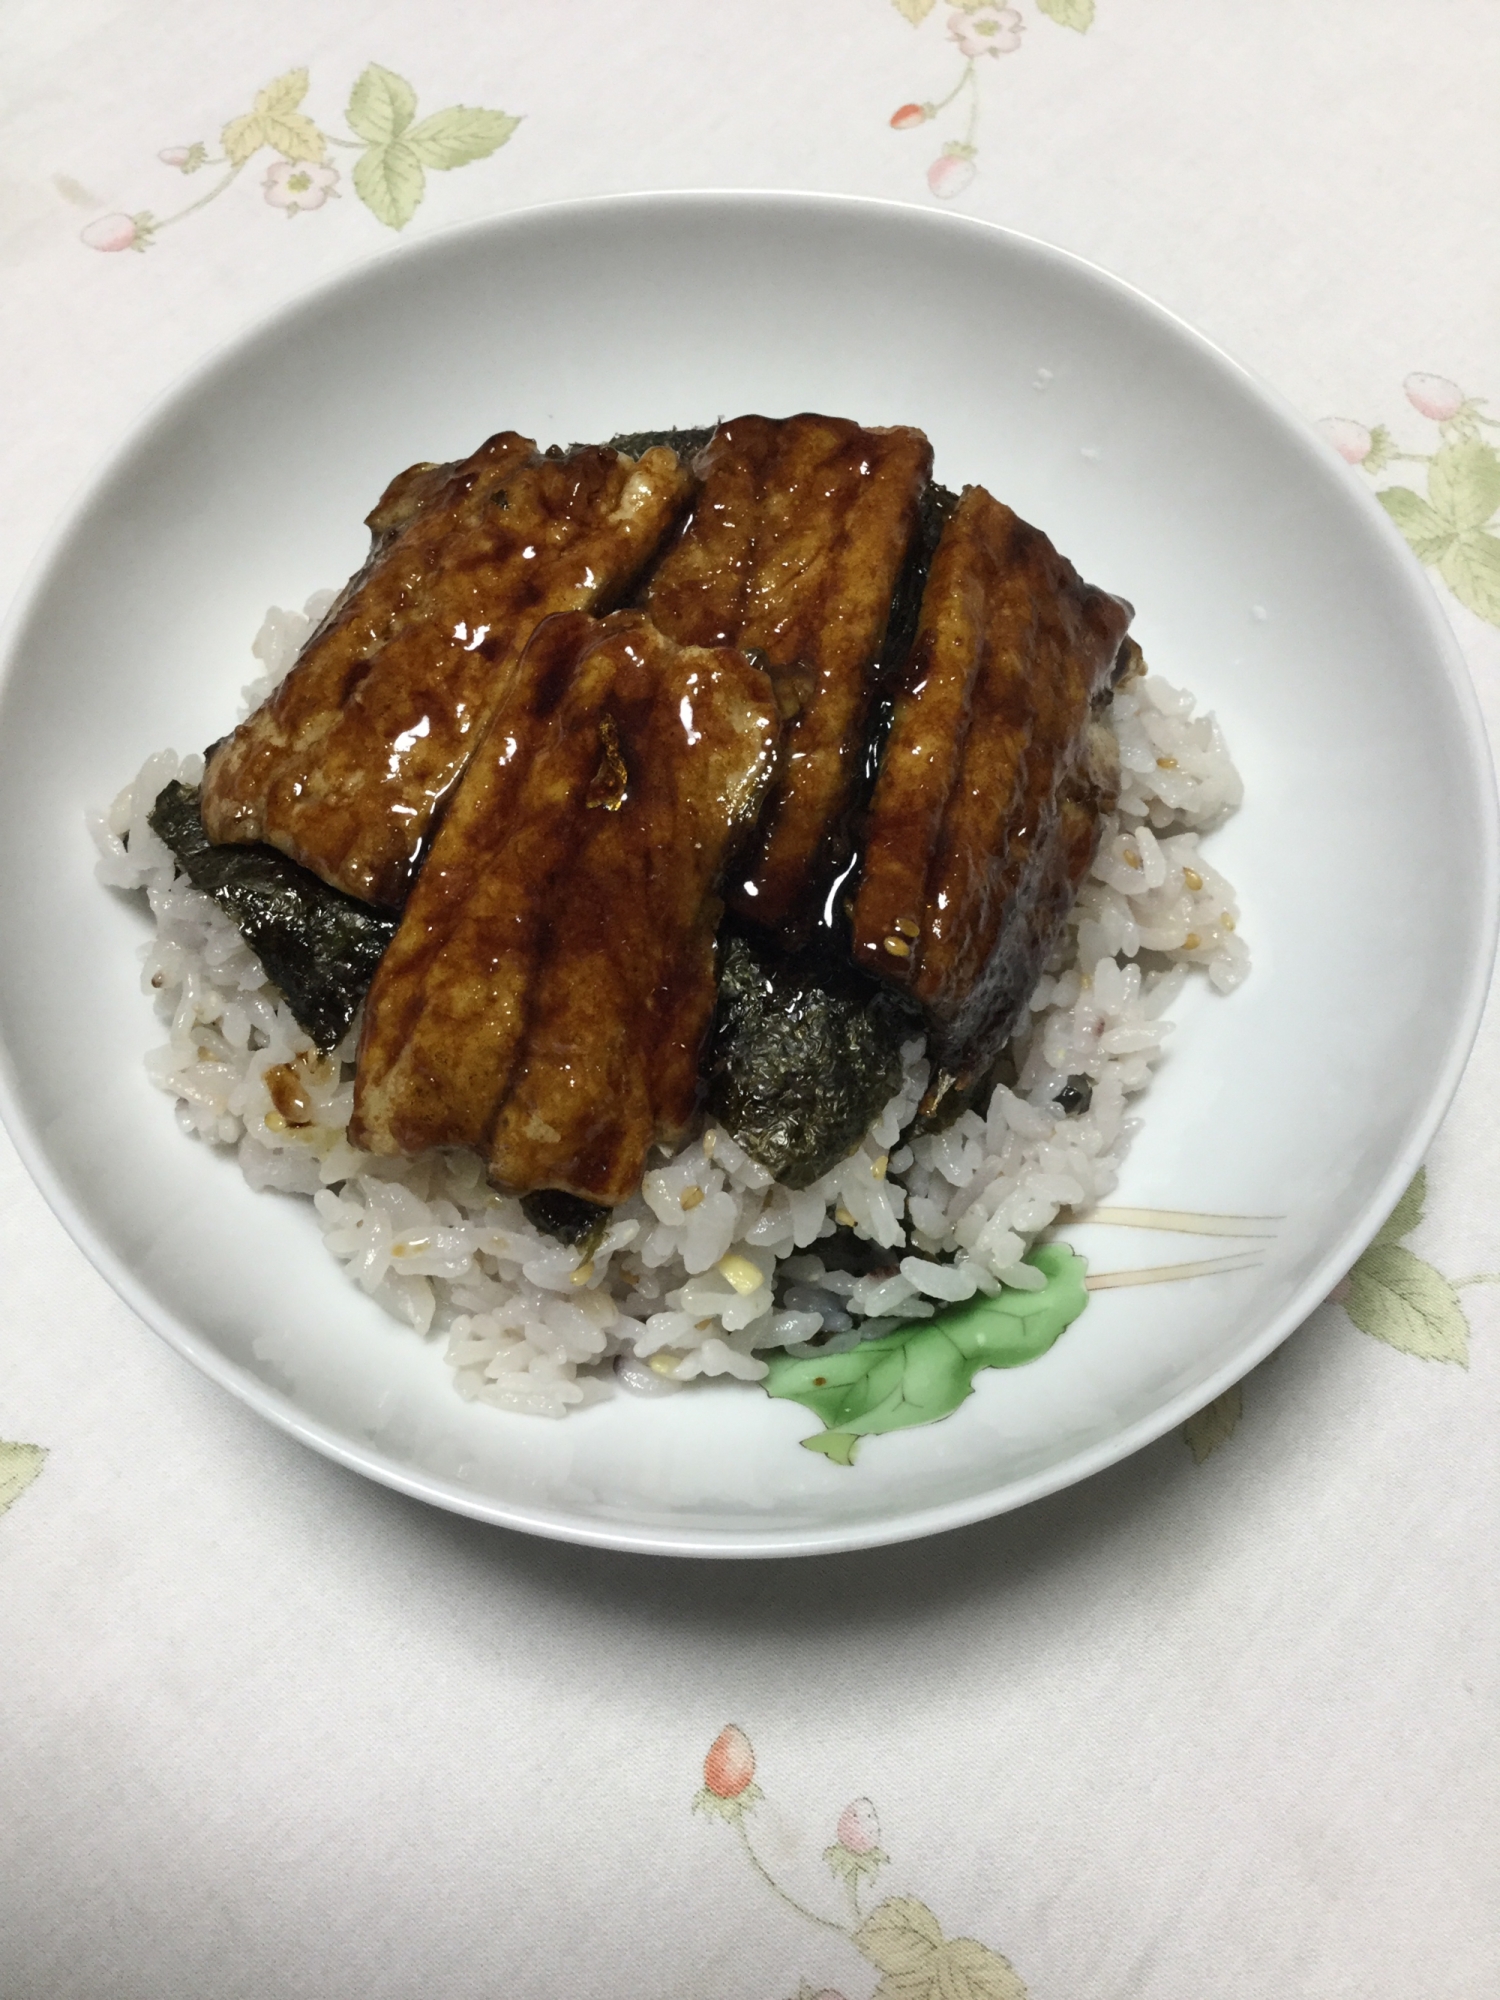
[1183,866,1203,891]
[883,935,912,958]
[570,1259,595,1286]
[1156,755,1178,769]
[894,915,920,938]
[1183,933,1201,951]
[716,1253,763,1296]
[680,1184,705,1211]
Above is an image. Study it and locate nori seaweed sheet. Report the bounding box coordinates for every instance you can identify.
[601,426,716,464]
[520,1189,611,1248]
[706,930,915,1190]
[147,781,397,1050]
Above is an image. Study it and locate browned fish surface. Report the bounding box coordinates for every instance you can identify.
[853,486,1131,1092]
[642,413,931,938]
[201,434,694,908]
[350,611,780,1204]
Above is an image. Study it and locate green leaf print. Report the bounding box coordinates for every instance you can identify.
[1346,1241,1468,1365]
[1377,486,1456,565]
[1427,437,1500,532]
[856,1896,1028,2000]
[354,140,426,229]
[1439,529,1500,625]
[346,63,418,145]
[221,68,325,166]
[764,1244,1087,1463]
[404,107,521,169]
[1374,1165,1426,1244]
[1036,0,1097,28]
[891,0,939,21]
[0,1440,46,1515]
[1183,1383,1242,1463]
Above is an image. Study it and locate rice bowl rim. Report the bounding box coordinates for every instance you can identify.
[0,189,1492,1557]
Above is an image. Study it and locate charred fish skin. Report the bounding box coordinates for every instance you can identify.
[200,433,695,910]
[642,412,933,943]
[853,485,1132,1092]
[147,780,396,1051]
[350,610,780,1207]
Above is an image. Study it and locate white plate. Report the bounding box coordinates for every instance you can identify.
[0,192,1492,1557]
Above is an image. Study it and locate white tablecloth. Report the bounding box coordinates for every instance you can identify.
[4,4,1498,1993]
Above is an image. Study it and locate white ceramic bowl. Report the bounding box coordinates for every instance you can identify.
[0,192,1492,1556]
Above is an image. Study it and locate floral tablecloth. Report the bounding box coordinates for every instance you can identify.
[4,4,1499,1995]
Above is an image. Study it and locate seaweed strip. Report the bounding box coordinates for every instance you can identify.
[601,426,716,464]
[148,780,397,1050]
[520,1189,611,1248]
[706,929,915,1190]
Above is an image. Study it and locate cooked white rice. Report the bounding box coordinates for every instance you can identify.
[90,594,1247,1419]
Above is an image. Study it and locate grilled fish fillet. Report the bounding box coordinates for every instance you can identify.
[853,486,1132,1094]
[201,434,694,907]
[350,611,780,1204]
[642,412,931,939]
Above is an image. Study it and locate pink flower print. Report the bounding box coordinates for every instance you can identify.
[824,1792,889,1911]
[835,1797,881,1855]
[80,212,152,253]
[263,159,340,216]
[928,147,977,199]
[948,6,1025,59]
[1404,373,1466,424]
[1318,418,1374,466]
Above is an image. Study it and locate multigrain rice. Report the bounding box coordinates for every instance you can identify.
[90,595,1247,1418]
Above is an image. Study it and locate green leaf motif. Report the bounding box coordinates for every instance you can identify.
[0,1440,46,1515]
[1036,0,1096,28]
[1440,529,1500,626]
[764,1244,1087,1462]
[891,0,939,20]
[826,1840,890,1890]
[856,1897,1027,2000]
[221,68,326,167]
[1374,1167,1425,1246]
[692,1780,763,1824]
[1183,1383,1242,1463]
[1377,486,1455,566]
[404,106,521,170]
[1363,424,1395,477]
[347,62,417,144]
[260,110,326,164]
[256,67,311,117]
[221,112,268,167]
[1346,1242,1468,1366]
[1427,438,1500,532]
[354,140,426,230]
